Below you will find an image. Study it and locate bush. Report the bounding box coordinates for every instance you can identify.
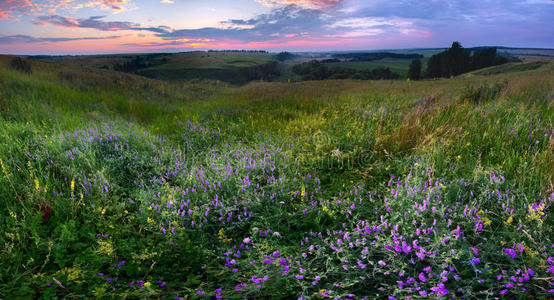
[9,57,32,74]
[461,80,507,103]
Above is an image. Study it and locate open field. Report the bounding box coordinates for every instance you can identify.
[39,52,278,84]
[35,48,549,83]
[323,58,430,78]
[0,55,553,299]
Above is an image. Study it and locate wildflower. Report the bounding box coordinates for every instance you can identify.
[457,155,461,160]
[472,248,479,255]
[243,237,251,243]
[117,261,126,268]
[296,275,303,280]
[419,273,426,282]
[35,179,39,190]
[504,216,513,224]
[144,282,151,288]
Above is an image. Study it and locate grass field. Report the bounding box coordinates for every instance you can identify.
[41,52,278,84]
[323,57,430,78]
[0,55,553,299]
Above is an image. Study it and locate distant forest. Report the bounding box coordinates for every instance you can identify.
[425,42,512,78]
[332,52,424,61]
[292,60,399,81]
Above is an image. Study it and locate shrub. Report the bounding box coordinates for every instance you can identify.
[461,80,507,103]
[9,57,32,74]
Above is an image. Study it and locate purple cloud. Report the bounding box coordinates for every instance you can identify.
[34,15,170,33]
[0,34,121,44]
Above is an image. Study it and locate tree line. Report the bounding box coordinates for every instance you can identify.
[407,42,512,80]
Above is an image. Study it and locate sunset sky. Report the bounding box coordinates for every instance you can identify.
[0,0,552,54]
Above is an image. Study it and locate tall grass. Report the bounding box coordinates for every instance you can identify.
[0,55,553,298]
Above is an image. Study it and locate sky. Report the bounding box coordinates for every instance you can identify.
[0,0,552,54]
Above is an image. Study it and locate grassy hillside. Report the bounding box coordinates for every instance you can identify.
[473,61,549,75]
[323,57,429,78]
[1,55,553,299]
[40,52,280,84]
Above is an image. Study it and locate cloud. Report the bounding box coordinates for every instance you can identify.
[0,0,41,20]
[255,0,344,9]
[34,15,170,33]
[0,34,120,44]
[0,0,134,20]
[160,0,175,3]
[159,5,334,43]
[155,3,421,47]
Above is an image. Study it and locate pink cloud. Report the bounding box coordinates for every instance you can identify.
[0,0,133,20]
[255,0,343,9]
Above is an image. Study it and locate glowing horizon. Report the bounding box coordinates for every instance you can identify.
[1,0,553,55]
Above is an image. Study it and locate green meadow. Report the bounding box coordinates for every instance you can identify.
[0,55,553,298]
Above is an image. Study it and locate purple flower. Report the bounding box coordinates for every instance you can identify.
[499,289,508,295]
[472,248,479,255]
[419,273,426,282]
[504,248,517,259]
[295,275,303,280]
[378,260,387,266]
[117,260,126,268]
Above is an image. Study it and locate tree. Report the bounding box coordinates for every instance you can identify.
[408,58,422,80]
[426,41,470,78]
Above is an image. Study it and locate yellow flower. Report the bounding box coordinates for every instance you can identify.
[482,217,492,226]
[71,180,75,192]
[504,216,513,224]
[147,217,153,223]
[456,155,462,160]
[144,282,151,288]
[35,179,39,190]
[301,185,306,198]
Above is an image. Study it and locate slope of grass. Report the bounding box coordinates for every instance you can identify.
[323,57,429,78]
[473,61,548,75]
[40,52,279,84]
[1,56,553,299]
